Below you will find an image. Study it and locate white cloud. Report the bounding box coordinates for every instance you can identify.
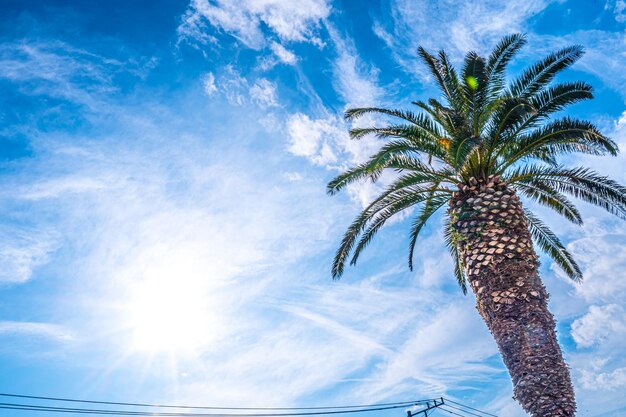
[284,171,303,181]
[284,109,394,210]
[526,30,626,101]
[270,41,298,65]
[356,303,499,399]
[179,0,330,49]
[572,304,626,348]
[0,321,74,341]
[285,28,391,207]
[21,176,114,200]
[210,67,280,108]
[613,0,626,22]
[375,1,626,102]
[202,71,217,95]
[327,25,383,108]
[0,225,60,284]
[374,0,557,69]
[286,112,342,166]
[0,40,148,111]
[582,368,626,391]
[219,65,248,105]
[558,221,626,303]
[250,78,279,107]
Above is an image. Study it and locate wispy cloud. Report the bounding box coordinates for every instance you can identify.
[372,0,556,75]
[270,41,298,65]
[250,78,279,108]
[202,72,218,95]
[572,304,626,348]
[580,363,626,391]
[178,0,330,49]
[0,225,60,284]
[284,25,395,207]
[205,66,281,109]
[286,112,343,166]
[534,30,626,101]
[0,40,150,111]
[356,303,499,399]
[373,0,626,103]
[0,321,74,341]
[326,24,383,108]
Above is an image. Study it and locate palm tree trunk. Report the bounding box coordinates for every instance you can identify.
[450,175,575,416]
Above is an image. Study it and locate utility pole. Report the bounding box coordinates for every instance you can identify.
[405,398,444,417]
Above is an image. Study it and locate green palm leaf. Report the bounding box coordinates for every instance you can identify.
[524,209,583,282]
[509,45,584,98]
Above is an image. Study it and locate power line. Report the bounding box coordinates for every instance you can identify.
[438,404,486,417]
[435,407,465,417]
[438,405,497,417]
[0,394,433,411]
[0,401,434,416]
[0,393,495,417]
[441,400,497,417]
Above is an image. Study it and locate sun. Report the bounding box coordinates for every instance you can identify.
[125,252,217,353]
[129,282,208,352]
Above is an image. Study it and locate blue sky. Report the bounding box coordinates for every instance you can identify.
[0,1,625,416]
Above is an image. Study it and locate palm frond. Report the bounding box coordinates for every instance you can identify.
[524,209,583,282]
[426,98,470,137]
[500,82,594,142]
[345,107,441,133]
[438,50,467,112]
[485,33,527,97]
[462,51,488,132]
[515,181,583,224]
[485,97,535,147]
[349,123,443,142]
[331,171,456,278]
[344,189,448,272]
[528,82,593,118]
[509,45,584,98]
[418,47,466,112]
[498,118,618,169]
[408,193,449,270]
[331,185,437,278]
[509,166,626,220]
[443,214,467,293]
[326,141,452,195]
[455,140,484,179]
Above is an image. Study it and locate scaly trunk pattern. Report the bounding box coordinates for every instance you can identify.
[449,175,575,416]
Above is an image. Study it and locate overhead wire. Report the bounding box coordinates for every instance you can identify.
[0,394,432,411]
[423,406,444,417]
[0,393,496,417]
[441,400,497,417]
[0,401,436,416]
[435,407,466,417]
[438,404,488,417]
[438,404,497,417]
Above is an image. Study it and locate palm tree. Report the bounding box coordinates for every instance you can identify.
[327,34,626,417]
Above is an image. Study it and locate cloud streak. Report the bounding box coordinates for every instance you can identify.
[0,321,74,341]
[178,0,330,49]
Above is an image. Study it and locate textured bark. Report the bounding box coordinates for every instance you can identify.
[449,175,575,416]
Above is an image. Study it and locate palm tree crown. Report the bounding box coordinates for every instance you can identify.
[328,34,626,289]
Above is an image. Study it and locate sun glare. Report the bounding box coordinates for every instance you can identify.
[126,255,217,353]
